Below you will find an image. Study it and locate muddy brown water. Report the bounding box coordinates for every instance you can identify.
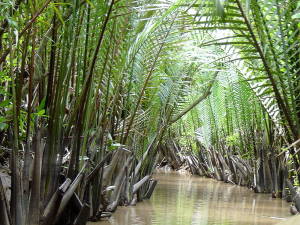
[89,172,292,225]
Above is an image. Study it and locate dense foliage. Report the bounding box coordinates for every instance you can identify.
[0,0,299,225]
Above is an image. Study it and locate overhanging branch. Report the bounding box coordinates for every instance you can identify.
[170,72,218,124]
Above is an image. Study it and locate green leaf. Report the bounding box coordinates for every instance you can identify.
[0,122,8,131]
[108,142,125,151]
[50,4,65,26]
[36,109,45,116]
[292,13,300,20]
[0,99,10,107]
[36,98,46,112]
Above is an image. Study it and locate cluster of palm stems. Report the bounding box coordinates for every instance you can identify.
[0,0,299,224]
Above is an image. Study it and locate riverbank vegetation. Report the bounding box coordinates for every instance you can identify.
[0,0,299,224]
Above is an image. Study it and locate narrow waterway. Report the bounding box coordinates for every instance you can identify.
[91,172,292,225]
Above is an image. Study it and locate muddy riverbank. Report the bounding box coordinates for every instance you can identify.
[89,172,292,225]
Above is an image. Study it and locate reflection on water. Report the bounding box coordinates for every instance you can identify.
[89,172,291,225]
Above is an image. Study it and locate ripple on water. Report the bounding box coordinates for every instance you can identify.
[88,172,291,225]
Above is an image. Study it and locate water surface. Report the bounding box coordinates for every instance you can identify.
[90,172,291,225]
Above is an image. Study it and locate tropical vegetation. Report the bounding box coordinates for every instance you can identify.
[0,0,299,225]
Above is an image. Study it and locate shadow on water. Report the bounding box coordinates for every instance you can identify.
[89,172,292,225]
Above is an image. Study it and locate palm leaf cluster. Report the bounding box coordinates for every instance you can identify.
[0,0,299,224]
